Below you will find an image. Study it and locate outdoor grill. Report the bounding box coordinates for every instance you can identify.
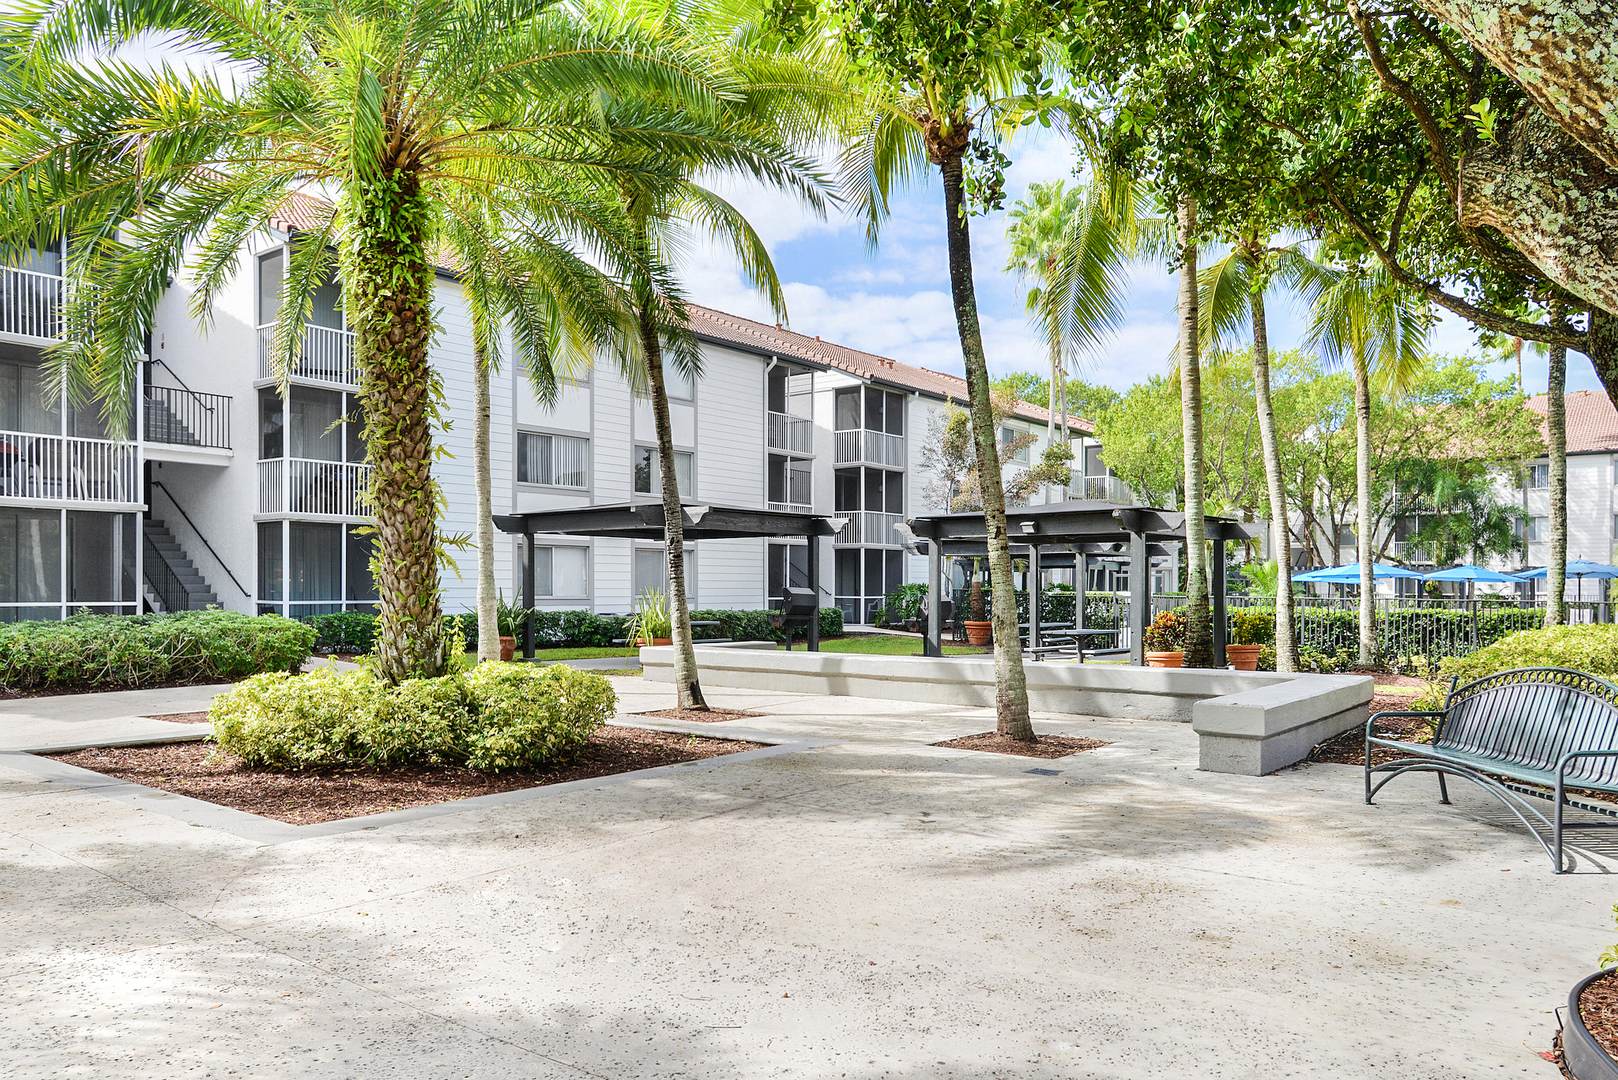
[770,587,819,649]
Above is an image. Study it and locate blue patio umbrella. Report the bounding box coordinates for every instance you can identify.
[1516,560,1618,613]
[1422,564,1523,583]
[1293,562,1425,584]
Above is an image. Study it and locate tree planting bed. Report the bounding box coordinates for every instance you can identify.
[933,732,1109,758]
[49,727,765,825]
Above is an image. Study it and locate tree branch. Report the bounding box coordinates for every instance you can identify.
[1347,0,1456,194]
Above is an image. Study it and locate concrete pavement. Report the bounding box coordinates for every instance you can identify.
[0,674,1605,1078]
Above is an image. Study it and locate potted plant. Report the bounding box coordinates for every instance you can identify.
[1226,609,1274,671]
[1143,610,1186,668]
[494,595,532,662]
[626,589,673,647]
[963,577,992,646]
[1561,910,1618,1079]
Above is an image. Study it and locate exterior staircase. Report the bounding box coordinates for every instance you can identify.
[142,391,203,447]
[142,519,219,611]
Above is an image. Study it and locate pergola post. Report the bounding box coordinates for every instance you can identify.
[1029,545,1043,653]
[805,530,820,652]
[1129,530,1148,666]
[1211,535,1227,667]
[924,538,942,657]
[1076,551,1087,631]
[521,531,536,660]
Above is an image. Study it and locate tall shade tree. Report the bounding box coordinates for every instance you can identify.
[799,0,1076,740]
[1198,237,1325,673]
[1307,258,1431,667]
[1544,299,1569,626]
[0,0,738,681]
[602,0,840,709]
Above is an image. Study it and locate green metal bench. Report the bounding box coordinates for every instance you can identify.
[1365,667,1618,873]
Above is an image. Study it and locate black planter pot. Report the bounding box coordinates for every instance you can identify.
[1564,969,1618,1080]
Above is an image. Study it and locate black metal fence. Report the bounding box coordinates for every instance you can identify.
[143,383,231,450]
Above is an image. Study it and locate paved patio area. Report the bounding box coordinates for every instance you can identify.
[0,673,1607,1078]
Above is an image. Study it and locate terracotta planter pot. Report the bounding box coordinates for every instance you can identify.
[1225,644,1263,671]
[498,635,516,662]
[1144,650,1184,669]
[1563,969,1618,1080]
[638,636,673,647]
[963,620,993,646]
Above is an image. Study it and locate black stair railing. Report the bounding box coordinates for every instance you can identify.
[142,532,193,612]
[143,360,231,449]
[150,481,252,599]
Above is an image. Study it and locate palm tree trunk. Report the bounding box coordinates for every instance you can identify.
[1047,339,1059,441]
[637,302,708,710]
[1546,299,1568,626]
[351,175,446,683]
[473,336,500,662]
[1248,279,1297,671]
[939,149,1033,740]
[1177,198,1214,668]
[1352,347,1375,666]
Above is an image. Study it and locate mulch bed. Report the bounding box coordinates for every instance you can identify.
[933,732,1109,759]
[636,706,762,723]
[143,711,212,724]
[1310,693,1435,766]
[48,726,766,825]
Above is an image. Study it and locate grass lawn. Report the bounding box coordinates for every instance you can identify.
[527,646,637,660]
[789,634,986,657]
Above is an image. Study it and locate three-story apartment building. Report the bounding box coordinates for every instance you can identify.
[2,223,1125,626]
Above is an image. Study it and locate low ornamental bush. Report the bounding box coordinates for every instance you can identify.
[1417,624,1618,707]
[310,606,846,653]
[0,610,314,692]
[211,662,616,772]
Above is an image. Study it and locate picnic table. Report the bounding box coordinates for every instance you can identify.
[1021,625,1121,662]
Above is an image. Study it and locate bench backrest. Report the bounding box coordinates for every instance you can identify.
[1439,668,1618,785]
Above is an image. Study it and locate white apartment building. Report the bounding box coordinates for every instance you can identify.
[1,228,1125,626]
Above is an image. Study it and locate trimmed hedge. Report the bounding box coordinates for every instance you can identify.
[1417,624,1618,707]
[308,606,845,654]
[211,662,615,772]
[0,611,315,693]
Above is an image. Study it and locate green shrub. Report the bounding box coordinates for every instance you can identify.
[1143,610,1186,652]
[1230,608,1275,646]
[305,611,378,655]
[1417,624,1618,707]
[0,610,315,692]
[878,583,929,625]
[211,661,614,772]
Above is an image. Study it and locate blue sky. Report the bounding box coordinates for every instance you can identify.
[690,127,1603,400]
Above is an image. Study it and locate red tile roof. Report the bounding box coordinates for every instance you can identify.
[686,304,1094,434]
[1525,390,1618,454]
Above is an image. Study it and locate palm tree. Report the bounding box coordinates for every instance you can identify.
[0,0,747,682]
[1005,181,1082,445]
[1198,236,1325,673]
[1545,299,1569,626]
[1174,199,1216,668]
[1307,258,1432,666]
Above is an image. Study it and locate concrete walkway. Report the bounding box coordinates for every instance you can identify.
[0,675,1605,1078]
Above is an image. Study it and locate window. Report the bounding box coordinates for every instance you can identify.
[1000,424,1030,464]
[835,388,861,431]
[530,543,589,599]
[768,454,812,507]
[289,386,343,461]
[661,356,695,402]
[256,249,283,326]
[288,522,342,604]
[631,545,694,599]
[768,542,810,604]
[257,522,283,602]
[834,469,860,512]
[66,512,134,605]
[345,526,377,603]
[258,388,284,459]
[1083,444,1106,477]
[1524,516,1549,543]
[1526,462,1549,489]
[1336,525,1357,549]
[633,445,693,496]
[517,431,589,488]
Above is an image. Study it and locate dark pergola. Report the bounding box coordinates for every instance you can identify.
[907,501,1259,665]
[493,501,844,657]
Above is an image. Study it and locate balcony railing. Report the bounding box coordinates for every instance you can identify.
[258,323,357,387]
[767,411,813,455]
[1067,473,1135,504]
[258,457,371,517]
[834,510,903,546]
[768,500,813,514]
[0,266,63,341]
[834,428,905,467]
[0,431,139,505]
[144,384,232,450]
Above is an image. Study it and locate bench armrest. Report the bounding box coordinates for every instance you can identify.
[1557,749,1618,785]
[1365,709,1445,739]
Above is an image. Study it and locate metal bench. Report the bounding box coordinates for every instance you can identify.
[1365,667,1618,873]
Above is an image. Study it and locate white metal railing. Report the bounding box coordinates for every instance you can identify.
[1067,473,1135,504]
[767,410,814,455]
[258,323,357,386]
[0,267,63,340]
[834,428,905,467]
[834,510,903,546]
[258,457,371,517]
[0,430,139,505]
[768,500,813,514]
